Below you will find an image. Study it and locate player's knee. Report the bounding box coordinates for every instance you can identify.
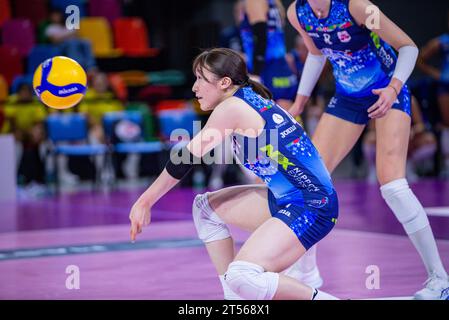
[192,193,231,243]
[380,178,429,234]
[224,261,279,300]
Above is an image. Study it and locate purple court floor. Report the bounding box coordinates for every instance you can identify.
[0,179,448,299]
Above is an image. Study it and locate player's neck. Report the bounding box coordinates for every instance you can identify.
[220,86,240,103]
[308,0,331,19]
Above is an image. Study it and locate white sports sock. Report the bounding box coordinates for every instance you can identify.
[219,274,243,300]
[311,288,339,300]
[381,179,447,279]
[409,225,448,279]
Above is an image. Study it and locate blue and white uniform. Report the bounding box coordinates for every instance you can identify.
[240,0,297,100]
[296,0,411,124]
[437,34,449,94]
[232,86,338,249]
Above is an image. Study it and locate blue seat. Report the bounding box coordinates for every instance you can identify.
[103,111,164,154]
[157,108,199,143]
[46,113,108,191]
[27,45,61,75]
[102,111,164,183]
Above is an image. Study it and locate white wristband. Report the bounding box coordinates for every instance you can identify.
[392,45,419,85]
[296,53,327,97]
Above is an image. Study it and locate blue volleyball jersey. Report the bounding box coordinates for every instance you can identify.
[240,0,287,72]
[438,34,449,83]
[232,86,335,207]
[296,0,398,97]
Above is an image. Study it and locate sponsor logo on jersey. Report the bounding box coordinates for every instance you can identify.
[272,113,284,124]
[377,46,394,68]
[345,64,365,75]
[317,25,337,32]
[278,209,291,218]
[287,167,320,192]
[308,32,320,38]
[306,197,329,208]
[280,125,297,139]
[337,31,351,43]
[260,144,295,170]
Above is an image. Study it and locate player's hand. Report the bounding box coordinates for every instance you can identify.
[129,201,151,242]
[368,86,398,119]
[289,95,308,117]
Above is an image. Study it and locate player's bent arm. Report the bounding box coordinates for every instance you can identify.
[129,168,178,241]
[135,99,239,206]
[349,0,418,93]
[129,99,239,239]
[187,98,239,159]
[133,169,179,208]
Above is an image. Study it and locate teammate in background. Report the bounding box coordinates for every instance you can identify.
[219,0,244,52]
[287,0,449,299]
[240,0,298,110]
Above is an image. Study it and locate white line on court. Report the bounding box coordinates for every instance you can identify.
[425,207,449,217]
[360,296,413,300]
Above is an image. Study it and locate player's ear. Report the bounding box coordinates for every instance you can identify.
[220,77,233,90]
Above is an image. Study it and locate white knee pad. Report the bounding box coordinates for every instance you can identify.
[225,261,279,300]
[380,178,429,234]
[192,193,231,243]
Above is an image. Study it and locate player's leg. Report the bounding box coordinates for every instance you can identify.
[224,200,339,300]
[192,184,272,299]
[376,107,449,300]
